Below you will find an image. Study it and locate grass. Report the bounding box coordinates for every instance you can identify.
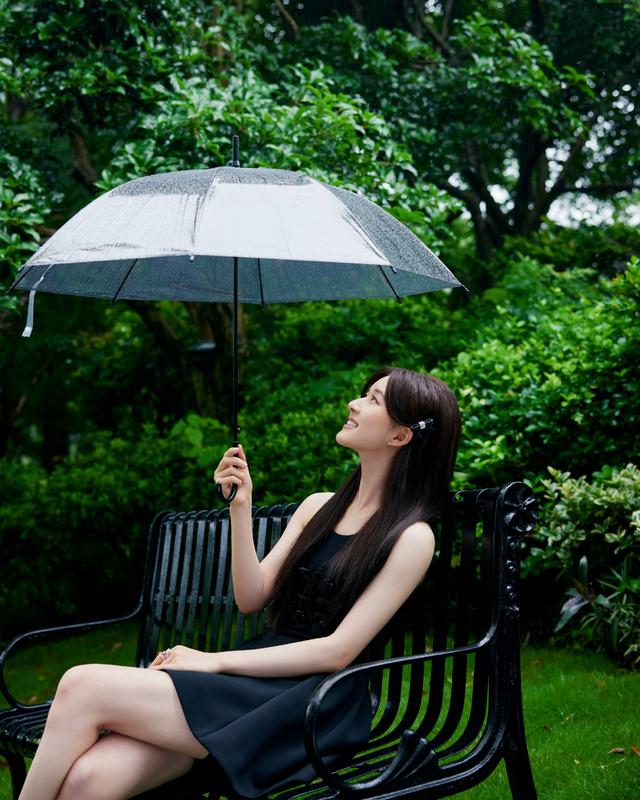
[461,647,639,800]
[1,626,638,800]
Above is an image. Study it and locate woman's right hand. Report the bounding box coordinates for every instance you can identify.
[213,444,252,506]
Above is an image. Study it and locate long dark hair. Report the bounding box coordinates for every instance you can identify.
[268,366,461,632]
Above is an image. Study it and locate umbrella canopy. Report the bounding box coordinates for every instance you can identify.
[11,167,461,304]
[11,150,463,500]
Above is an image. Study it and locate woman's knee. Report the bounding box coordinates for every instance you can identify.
[57,734,196,800]
[56,664,97,696]
[57,752,104,800]
[52,664,105,718]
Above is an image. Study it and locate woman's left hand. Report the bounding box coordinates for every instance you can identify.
[148,644,219,672]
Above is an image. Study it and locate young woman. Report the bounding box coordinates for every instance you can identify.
[18,366,460,800]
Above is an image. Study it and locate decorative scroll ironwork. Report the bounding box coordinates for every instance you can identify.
[501,484,537,620]
[502,483,538,537]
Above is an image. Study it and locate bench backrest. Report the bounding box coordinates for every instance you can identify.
[135,502,298,666]
[134,483,537,761]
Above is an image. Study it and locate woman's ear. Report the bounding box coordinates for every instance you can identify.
[388,426,413,448]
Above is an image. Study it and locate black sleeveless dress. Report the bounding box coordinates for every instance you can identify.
[161,532,373,799]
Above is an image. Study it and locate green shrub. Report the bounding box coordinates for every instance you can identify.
[436,257,640,485]
[525,463,640,664]
[0,420,228,643]
[238,255,640,500]
[4,249,639,648]
[497,221,640,278]
[0,149,52,313]
[240,366,364,506]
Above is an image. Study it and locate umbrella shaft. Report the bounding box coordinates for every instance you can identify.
[232,255,238,446]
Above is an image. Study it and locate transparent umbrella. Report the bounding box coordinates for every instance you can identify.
[10,137,463,500]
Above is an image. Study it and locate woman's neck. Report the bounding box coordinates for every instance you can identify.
[352,450,393,512]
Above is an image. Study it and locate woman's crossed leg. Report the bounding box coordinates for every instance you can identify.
[18,663,209,800]
[56,731,195,800]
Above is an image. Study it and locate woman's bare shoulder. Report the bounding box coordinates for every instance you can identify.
[395,520,435,556]
[290,491,332,525]
[401,519,434,537]
[299,491,335,516]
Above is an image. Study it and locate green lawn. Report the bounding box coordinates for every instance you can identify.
[1,627,638,800]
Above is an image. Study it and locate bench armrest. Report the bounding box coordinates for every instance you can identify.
[303,631,494,793]
[0,602,143,709]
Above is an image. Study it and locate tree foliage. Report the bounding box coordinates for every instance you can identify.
[0,0,638,643]
[264,2,639,263]
[526,463,640,663]
[1,0,637,446]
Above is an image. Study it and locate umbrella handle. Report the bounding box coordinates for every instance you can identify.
[216,482,237,504]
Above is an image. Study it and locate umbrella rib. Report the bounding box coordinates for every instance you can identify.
[7,261,39,294]
[378,265,402,303]
[110,259,139,305]
[192,167,221,252]
[257,258,265,308]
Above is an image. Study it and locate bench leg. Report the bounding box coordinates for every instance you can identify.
[5,753,27,800]
[504,743,537,800]
[502,683,538,800]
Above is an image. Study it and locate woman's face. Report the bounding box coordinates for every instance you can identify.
[336,375,403,453]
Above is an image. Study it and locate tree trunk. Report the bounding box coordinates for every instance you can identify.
[126,299,246,425]
[0,299,31,456]
[68,128,99,194]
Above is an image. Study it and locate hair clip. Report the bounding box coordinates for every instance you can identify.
[409,418,435,437]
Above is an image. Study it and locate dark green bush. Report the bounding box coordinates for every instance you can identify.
[3,255,638,645]
[242,256,640,493]
[525,463,640,664]
[0,150,52,314]
[0,419,227,644]
[497,221,640,278]
[436,257,640,485]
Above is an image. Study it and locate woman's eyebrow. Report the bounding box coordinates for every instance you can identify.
[371,387,385,398]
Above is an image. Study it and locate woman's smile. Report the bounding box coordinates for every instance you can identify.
[336,376,396,452]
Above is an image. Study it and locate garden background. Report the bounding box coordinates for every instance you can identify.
[0,1,639,797]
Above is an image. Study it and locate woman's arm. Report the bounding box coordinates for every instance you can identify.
[229,490,334,614]
[151,520,434,676]
[214,446,335,613]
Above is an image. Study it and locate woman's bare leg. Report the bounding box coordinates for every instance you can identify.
[18,663,208,800]
[55,732,195,800]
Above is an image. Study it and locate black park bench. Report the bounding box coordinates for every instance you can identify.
[0,481,539,800]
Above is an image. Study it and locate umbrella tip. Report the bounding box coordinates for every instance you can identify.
[231,135,241,168]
